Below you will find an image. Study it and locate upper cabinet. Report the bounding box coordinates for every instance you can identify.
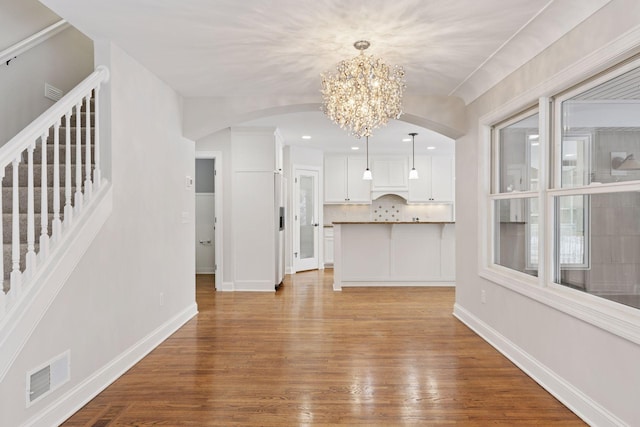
[371,157,408,195]
[324,154,454,204]
[324,155,371,204]
[408,155,454,203]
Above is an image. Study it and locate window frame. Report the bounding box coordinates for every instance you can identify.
[479,56,640,345]
[489,108,542,282]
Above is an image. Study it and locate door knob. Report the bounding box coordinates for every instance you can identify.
[313,223,319,227]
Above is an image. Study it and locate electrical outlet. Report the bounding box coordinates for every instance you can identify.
[481,289,486,304]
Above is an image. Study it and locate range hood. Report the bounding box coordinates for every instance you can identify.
[371,190,408,201]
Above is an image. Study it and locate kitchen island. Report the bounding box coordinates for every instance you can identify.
[332,222,455,290]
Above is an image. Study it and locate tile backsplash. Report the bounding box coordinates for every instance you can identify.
[324,195,453,224]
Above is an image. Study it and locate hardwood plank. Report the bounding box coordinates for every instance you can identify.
[62,271,584,426]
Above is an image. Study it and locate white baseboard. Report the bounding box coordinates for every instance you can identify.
[217,281,234,292]
[233,280,276,292]
[453,303,625,427]
[25,303,198,427]
[195,269,215,274]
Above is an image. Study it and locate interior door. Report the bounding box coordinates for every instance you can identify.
[195,193,216,274]
[294,169,319,272]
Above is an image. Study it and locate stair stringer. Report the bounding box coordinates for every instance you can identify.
[0,181,112,382]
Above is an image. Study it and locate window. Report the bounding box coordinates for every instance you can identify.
[491,111,540,277]
[483,56,640,343]
[552,62,640,310]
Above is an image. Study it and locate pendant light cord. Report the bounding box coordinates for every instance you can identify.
[366,135,369,169]
[407,132,419,180]
[409,132,418,169]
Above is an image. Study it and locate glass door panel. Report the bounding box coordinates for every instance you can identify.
[295,169,319,271]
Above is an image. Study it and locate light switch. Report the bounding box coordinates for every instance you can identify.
[185,176,193,189]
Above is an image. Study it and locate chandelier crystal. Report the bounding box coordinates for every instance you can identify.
[321,40,406,139]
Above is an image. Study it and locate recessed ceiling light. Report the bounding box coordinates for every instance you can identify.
[301,135,312,140]
[351,146,360,150]
[564,153,576,157]
[531,142,540,146]
[528,134,539,140]
[402,138,411,142]
[427,146,436,150]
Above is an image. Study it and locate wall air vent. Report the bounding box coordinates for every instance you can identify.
[44,82,63,102]
[29,365,50,402]
[26,350,70,406]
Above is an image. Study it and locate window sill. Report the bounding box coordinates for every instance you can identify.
[479,265,640,345]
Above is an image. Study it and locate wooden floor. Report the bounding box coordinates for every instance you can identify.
[63,271,584,426]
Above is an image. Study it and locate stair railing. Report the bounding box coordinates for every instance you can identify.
[0,65,110,323]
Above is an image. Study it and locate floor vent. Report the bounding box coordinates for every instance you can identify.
[29,365,50,402]
[27,350,70,406]
[44,82,63,102]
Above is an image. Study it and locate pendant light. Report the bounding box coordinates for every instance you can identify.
[363,135,373,180]
[408,132,419,179]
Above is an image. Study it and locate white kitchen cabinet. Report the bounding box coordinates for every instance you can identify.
[324,227,334,266]
[408,155,454,203]
[230,127,283,291]
[371,156,408,192]
[324,155,371,204]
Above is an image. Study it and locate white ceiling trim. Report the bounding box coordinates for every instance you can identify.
[448,0,555,100]
[451,0,612,105]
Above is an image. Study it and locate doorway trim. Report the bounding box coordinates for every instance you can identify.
[195,150,223,290]
[292,164,323,273]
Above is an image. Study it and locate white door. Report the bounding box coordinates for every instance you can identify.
[294,169,320,272]
[196,193,216,273]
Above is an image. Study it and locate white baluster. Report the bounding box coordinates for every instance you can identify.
[52,118,62,242]
[10,157,22,295]
[26,143,36,275]
[84,93,92,201]
[64,111,73,227]
[74,102,83,213]
[93,86,101,190]
[39,132,49,261]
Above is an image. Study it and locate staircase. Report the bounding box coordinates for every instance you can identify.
[0,67,111,382]
[2,108,95,289]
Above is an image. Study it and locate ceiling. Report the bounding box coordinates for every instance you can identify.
[39,0,611,153]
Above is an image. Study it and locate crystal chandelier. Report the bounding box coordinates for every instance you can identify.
[321,40,406,139]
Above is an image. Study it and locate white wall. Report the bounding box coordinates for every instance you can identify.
[0,0,60,48]
[456,0,640,425]
[0,26,94,144]
[0,43,196,426]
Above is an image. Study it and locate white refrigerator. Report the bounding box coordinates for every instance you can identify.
[275,172,285,287]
